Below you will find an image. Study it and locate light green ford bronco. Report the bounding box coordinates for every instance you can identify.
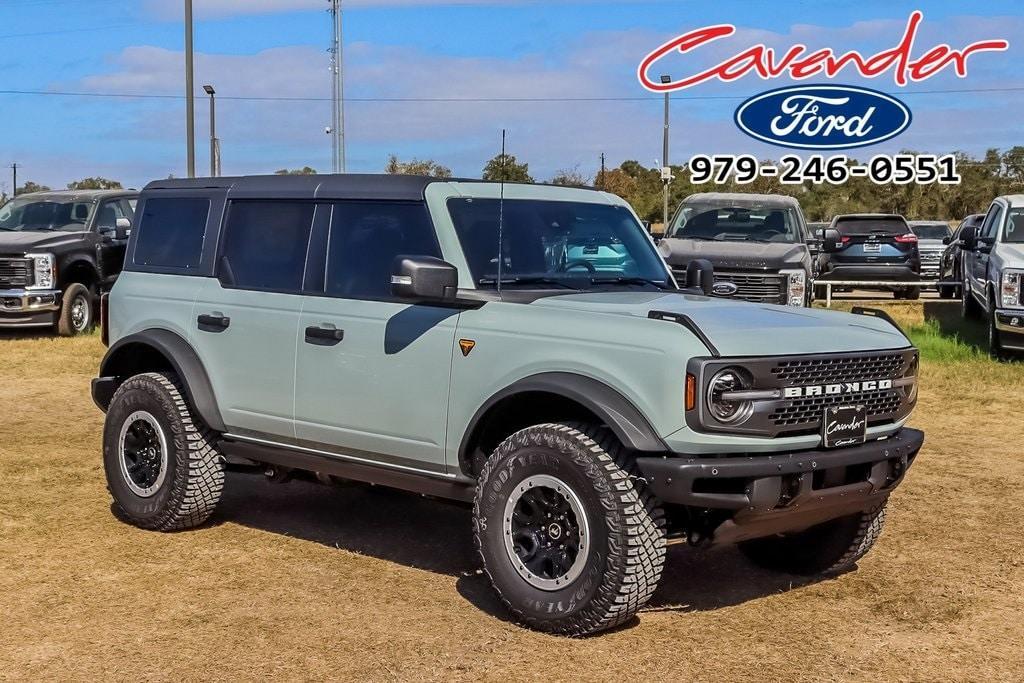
[92,174,923,635]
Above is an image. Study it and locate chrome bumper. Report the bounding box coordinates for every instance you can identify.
[0,288,61,314]
[995,310,1024,349]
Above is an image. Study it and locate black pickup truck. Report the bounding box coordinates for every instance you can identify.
[0,189,137,335]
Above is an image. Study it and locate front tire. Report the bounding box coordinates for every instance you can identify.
[739,502,887,576]
[103,372,225,531]
[473,423,666,636]
[56,282,94,336]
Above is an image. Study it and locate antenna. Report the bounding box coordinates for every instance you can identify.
[496,129,506,298]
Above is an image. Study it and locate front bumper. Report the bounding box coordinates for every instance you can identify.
[636,427,923,544]
[0,288,61,327]
[995,310,1024,350]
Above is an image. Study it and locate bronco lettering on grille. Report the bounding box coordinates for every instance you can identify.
[783,378,893,398]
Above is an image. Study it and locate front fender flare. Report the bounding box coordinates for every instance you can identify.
[94,329,225,432]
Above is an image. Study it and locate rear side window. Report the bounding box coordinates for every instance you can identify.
[219,201,315,292]
[133,198,210,269]
[833,217,909,236]
[324,201,440,299]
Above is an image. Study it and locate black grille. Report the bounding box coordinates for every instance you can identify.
[770,390,903,427]
[0,258,32,287]
[771,353,906,384]
[674,269,786,304]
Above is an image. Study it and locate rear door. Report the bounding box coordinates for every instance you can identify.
[293,200,458,473]
[832,216,917,267]
[190,200,316,440]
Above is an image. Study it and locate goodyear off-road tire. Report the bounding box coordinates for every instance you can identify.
[55,282,94,336]
[738,501,887,576]
[103,372,225,531]
[473,423,666,636]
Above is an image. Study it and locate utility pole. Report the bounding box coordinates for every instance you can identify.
[185,0,196,178]
[328,0,346,173]
[10,163,17,197]
[660,74,672,231]
[598,153,606,190]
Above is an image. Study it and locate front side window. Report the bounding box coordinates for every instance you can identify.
[982,204,1004,240]
[219,201,315,292]
[133,197,210,269]
[95,200,127,232]
[0,197,93,232]
[1005,208,1024,243]
[669,203,800,243]
[324,201,440,298]
[448,198,668,288]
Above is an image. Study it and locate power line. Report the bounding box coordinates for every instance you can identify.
[0,22,146,40]
[2,85,1024,104]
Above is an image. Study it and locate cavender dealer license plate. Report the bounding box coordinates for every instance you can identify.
[823,405,867,448]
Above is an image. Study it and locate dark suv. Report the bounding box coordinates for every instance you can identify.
[817,214,922,300]
[0,189,137,334]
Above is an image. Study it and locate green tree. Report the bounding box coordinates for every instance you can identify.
[549,166,589,187]
[67,177,122,190]
[482,154,533,183]
[274,166,317,175]
[384,155,452,178]
[16,180,51,195]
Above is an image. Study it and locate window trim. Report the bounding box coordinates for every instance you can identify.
[309,198,444,303]
[213,198,319,296]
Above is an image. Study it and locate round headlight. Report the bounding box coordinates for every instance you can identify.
[706,367,753,424]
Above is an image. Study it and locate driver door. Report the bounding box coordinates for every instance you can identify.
[94,198,131,284]
[969,203,1001,304]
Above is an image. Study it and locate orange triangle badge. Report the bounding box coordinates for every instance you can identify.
[459,339,476,357]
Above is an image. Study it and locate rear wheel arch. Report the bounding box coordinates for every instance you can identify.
[97,329,226,432]
[458,372,666,478]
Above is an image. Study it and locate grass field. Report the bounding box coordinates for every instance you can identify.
[2,301,1023,681]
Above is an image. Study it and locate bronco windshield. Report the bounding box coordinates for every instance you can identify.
[1006,209,1024,243]
[0,197,94,232]
[669,202,799,243]
[447,198,670,289]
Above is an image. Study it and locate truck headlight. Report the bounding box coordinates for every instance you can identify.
[26,253,56,290]
[1001,270,1022,308]
[780,269,806,307]
[706,367,753,424]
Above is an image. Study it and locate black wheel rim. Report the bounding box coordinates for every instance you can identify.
[503,474,589,590]
[118,411,168,497]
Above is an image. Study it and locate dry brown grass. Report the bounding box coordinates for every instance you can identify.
[2,311,1023,682]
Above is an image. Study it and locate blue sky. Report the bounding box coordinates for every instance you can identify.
[1,0,1022,190]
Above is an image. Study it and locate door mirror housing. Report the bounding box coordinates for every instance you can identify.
[684,258,715,296]
[115,217,131,240]
[819,228,843,252]
[391,256,458,301]
[942,236,952,245]
[960,226,978,251]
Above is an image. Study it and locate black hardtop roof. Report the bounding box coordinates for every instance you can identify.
[142,173,488,201]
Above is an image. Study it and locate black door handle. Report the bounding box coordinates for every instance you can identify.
[197,313,231,332]
[305,325,344,346]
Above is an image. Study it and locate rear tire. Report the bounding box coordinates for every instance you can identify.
[55,282,94,336]
[903,287,920,300]
[939,285,953,299]
[103,372,225,531]
[739,502,887,576]
[473,423,666,636]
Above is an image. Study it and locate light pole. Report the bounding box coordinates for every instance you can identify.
[10,163,17,197]
[660,74,672,232]
[185,0,196,178]
[203,85,219,177]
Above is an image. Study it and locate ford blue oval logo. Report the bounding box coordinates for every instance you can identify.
[712,281,739,297]
[734,85,912,150]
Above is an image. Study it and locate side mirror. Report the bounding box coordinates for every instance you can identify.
[942,236,951,245]
[642,220,652,234]
[685,258,714,296]
[115,217,131,240]
[961,226,978,251]
[820,228,843,252]
[391,256,458,300]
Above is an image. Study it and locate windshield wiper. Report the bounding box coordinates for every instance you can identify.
[589,276,668,289]
[478,276,582,290]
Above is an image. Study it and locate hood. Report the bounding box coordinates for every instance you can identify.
[658,238,808,270]
[998,242,1024,263]
[530,291,909,356]
[0,230,85,253]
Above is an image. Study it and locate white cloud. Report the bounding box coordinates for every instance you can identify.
[145,0,627,20]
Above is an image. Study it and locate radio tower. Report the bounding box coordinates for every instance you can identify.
[328,0,346,173]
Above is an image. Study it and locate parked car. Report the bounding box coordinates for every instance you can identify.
[908,220,952,284]
[658,193,815,306]
[816,213,922,299]
[806,221,831,278]
[938,213,984,299]
[0,189,137,334]
[959,195,1024,357]
[92,174,922,636]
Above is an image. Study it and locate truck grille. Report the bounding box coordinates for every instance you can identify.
[0,258,32,288]
[768,352,911,432]
[673,268,786,304]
